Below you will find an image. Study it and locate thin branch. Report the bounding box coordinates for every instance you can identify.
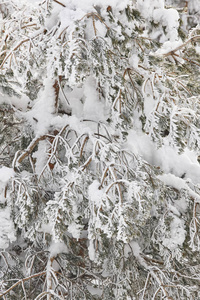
[0,271,46,297]
[16,135,47,165]
[53,0,66,7]
[162,35,200,57]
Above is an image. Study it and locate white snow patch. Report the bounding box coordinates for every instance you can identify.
[87,285,103,296]
[129,54,139,68]
[137,0,180,42]
[0,167,14,183]
[124,241,141,258]
[155,40,182,56]
[32,140,48,174]
[158,173,200,202]
[25,78,56,135]
[137,0,164,18]
[68,222,83,239]
[153,8,180,42]
[39,222,54,235]
[88,239,96,261]
[0,207,16,249]
[163,216,186,251]
[83,76,106,121]
[127,130,200,184]
[49,241,68,257]
[88,180,104,206]
[0,94,29,111]
[158,174,187,190]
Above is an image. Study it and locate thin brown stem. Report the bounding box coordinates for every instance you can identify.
[0,271,46,297]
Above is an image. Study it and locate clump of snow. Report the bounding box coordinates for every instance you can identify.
[0,207,16,249]
[0,167,14,205]
[68,222,83,239]
[137,0,180,42]
[155,40,182,56]
[129,54,139,68]
[0,167,14,183]
[137,0,164,19]
[87,285,103,296]
[25,78,57,135]
[158,173,187,191]
[163,216,186,251]
[44,0,132,34]
[49,241,68,257]
[88,239,96,261]
[32,140,48,174]
[153,8,180,42]
[0,94,29,111]
[61,0,131,12]
[88,180,104,206]
[39,222,54,235]
[158,173,200,203]
[0,167,17,250]
[83,76,106,121]
[127,129,200,184]
[124,240,141,258]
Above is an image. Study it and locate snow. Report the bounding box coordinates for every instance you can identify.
[163,215,186,251]
[60,0,131,11]
[0,167,14,206]
[137,0,180,43]
[88,180,104,206]
[25,78,57,135]
[153,8,180,42]
[68,222,83,239]
[158,173,200,203]
[87,285,103,296]
[0,207,16,249]
[136,0,164,19]
[83,76,106,121]
[0,94,29,111]
[155,40,182,56]
[1,0,200,297]
[49,241,68,257]
[32,140,48,174]
[124,240,141,258]
[127,130,200,184]
[0,167,14,183]
[88,239,96,261]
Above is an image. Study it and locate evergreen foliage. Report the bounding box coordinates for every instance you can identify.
[0,0,200,299]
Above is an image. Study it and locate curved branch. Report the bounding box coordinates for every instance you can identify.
[0,271,46,297]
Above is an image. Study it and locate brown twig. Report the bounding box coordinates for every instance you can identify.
[16,135,47,165]
[0,271,46,297]
[162,35,200,57]
[80,135,89,160]
[79,12,110,30]
[53,0,66,7]
[53,79,60,112]
[173,52,200,68]
[0,38,29,68]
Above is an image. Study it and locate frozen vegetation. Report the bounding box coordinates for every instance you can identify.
[0,0,200,299]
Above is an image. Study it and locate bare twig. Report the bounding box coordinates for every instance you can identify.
[53,0,66,7]
[0,271,46,297]
[16,135,47,165]
[162,35,200,57]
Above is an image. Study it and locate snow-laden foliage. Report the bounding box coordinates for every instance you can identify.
[1,0,200,299]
